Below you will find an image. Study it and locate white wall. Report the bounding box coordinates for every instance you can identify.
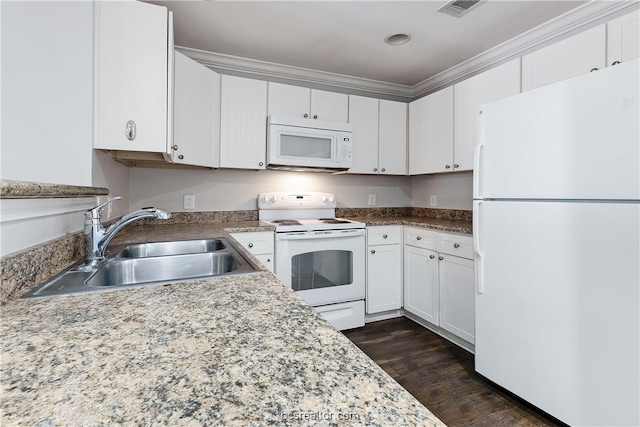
[0,1,130,257]
[411,171,473,210]
[1,1,94,186]
[129,168,412,211]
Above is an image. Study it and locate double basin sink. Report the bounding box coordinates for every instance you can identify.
[24,237,259,299]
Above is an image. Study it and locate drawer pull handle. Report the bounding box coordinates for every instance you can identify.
[370,249,376,254]
[416,236,422,240]
[453,243,460,248]
[248,243,254,248]
[382,234,388,239]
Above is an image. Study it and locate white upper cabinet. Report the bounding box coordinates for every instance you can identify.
[348,96,407,175]
[607,10,640,66]
[220,75,268,169]
[348,95,379,174]
[173,51,220,168]
[378,100,408,175]
[409,86,454,175]
[268,82,348,123]
[522,24,606,92]
[94,0,173,155]
[454,58,521,171]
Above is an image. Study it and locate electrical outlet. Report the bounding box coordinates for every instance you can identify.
[430,195,437,207]
[368,194,376,206]
[183,194,196,210]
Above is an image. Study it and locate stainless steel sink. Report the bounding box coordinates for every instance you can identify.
[115,239,226,258]
[87,252,239,287]
[23,237,259,299]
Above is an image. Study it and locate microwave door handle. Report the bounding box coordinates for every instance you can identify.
[335,134,341,164]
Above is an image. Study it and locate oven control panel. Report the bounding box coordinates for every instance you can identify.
[258,191,337,209]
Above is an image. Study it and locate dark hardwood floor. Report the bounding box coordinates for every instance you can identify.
[343,317,563,427]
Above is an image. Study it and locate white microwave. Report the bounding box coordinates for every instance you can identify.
[267,115,353,172]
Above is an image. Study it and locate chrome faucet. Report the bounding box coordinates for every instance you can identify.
[84,197,172,267]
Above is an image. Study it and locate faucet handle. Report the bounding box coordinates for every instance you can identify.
[86,196,122,220]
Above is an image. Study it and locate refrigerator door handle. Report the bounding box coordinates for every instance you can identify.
[473,200,485,294]
[473,107,485,199]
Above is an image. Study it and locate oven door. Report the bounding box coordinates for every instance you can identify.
[274,228,365,306]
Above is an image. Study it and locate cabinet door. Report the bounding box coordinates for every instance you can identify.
[403,245,439,324]
[267,82,310,118]
[230,231,274,272]
[220,76,267,169]
[522,24,606,91]
[409,86,453,175]
[94,1,170,153]
[378,100,407,175]
[607,10,640,66]
[173,51,220,168]
[348,95,379,174]
[454,59,520,172]
[311,89,349,122]
[439,254,475,344]
[367,243,402,314]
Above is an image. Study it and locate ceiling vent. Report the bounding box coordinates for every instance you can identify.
[437,0,483,18]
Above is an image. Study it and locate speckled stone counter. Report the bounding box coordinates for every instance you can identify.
[1,223,446,426]
[346,216,472,235]
[0,179,109,198]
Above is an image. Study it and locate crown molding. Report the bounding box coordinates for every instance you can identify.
[178,1,639,102]
[179,47,415,101]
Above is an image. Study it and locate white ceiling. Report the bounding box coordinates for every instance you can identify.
[145,1,632,97]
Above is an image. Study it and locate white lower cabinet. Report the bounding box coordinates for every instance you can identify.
[403,244,439,323]
[230,231,274,272]
[366,226,403,314]
[403,227,475,346]
[438,254,475,344]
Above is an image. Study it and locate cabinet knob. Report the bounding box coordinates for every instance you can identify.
[612,61,621,66]
[381,168,386,172]
[313,115,318,119]
[590,67,599,72]
[259,162,264,167]
[172,145,178,150]
[125,120,136,141]
[439,256,444,261]
[430,254,435,259]
[370,249,376,254]
[304,113,309,118]
[382,234,388,239]
[453,164,459,169]
[453,243,460,248]
[266,258,271,263]
[373,168,378,172]
[178,155,184,160]
[445,164,451,169]
[248,243,254,248]
[416,236,422,240]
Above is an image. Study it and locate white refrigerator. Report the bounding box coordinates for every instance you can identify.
[473,59,639,427]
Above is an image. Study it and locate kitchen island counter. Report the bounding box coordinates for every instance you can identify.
[1,223,445,426]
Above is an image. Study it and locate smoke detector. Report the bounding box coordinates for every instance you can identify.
[438,0,483,18]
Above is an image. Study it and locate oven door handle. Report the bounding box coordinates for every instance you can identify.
[276,229,365,240]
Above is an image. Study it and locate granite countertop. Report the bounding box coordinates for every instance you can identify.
[348,216,472,235]
[1,222,446,426]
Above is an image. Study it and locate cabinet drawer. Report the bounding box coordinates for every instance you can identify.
[404,227,438,250]
[230,231,274,255]
[368,226,402,245]
[438,232,473,259]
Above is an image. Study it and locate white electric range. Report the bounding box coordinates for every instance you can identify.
[258,191,365,330]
